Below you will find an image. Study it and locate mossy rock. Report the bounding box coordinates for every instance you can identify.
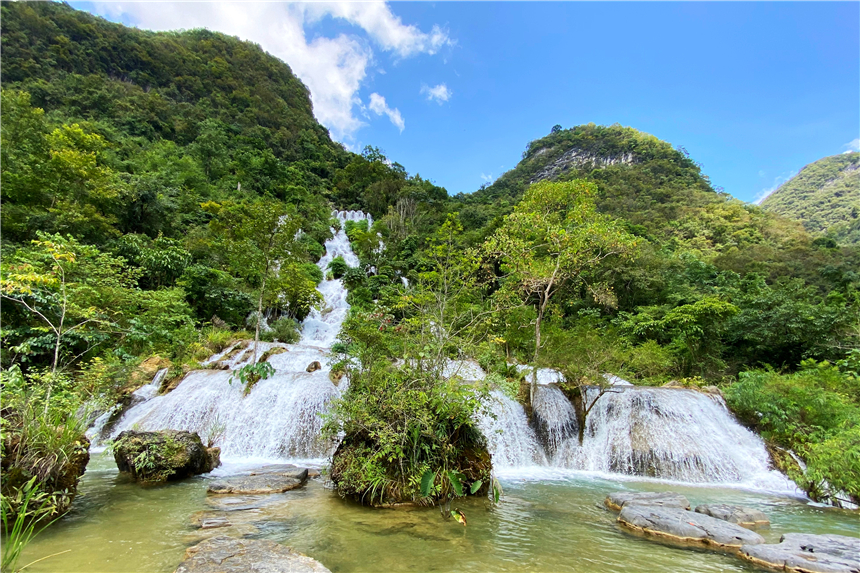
[113,430,220,483]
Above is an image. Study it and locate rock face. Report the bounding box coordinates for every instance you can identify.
[207,469,308,495]
[114,430,220,482]
[174,536,330,573]
[739,533,860,573]
[694,504,770,529]
[605,491,691,511]
[618,505,765,550]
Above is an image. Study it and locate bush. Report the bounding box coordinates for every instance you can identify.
[325,363,491,506]
[725,361,860,504]
[269,316,301,344]
[328,256,349,279]
[342,266,367,289]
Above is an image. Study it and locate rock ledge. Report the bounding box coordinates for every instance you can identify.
[618,505,765,550]
[739,533,860,573]
[174,536,330,573]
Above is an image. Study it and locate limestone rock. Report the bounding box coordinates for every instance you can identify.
[694,504,770,529]
[306,361,321,372]
[208,471,307,495]
[114,430,220,482]
[175,536,330,573]
[739,533,860,573]
[605,491,691,511]
[618,505,765,550]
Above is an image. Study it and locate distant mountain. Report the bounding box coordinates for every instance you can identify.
[760,153,860,245]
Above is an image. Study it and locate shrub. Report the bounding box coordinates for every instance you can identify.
[328,255,349,279]
[269,316,301,344]
[726,361,860,504]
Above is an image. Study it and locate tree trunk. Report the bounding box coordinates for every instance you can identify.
[254,275,267,365]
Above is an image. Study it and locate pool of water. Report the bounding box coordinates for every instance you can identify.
[18,454,859,573]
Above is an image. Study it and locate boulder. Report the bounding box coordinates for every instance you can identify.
[207,470,307,495]
[306,361,321,372]
[114,430,220,482]
[618,505,765,550]
[739,533,860,573]
[175,536,330,573]
[694,504,770,529]
[605,491,691,511]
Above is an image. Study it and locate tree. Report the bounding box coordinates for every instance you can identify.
[484,180,638,401]
[207,198,307,363]
[1,234,139,408]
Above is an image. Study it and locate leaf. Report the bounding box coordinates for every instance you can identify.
[492,479,502,503]
[450,508,467,526]
[470,480,483,494]
[447,470,463,496]
[420,470,435,497]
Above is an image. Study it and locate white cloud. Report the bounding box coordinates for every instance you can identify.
[421,83,452,104]
[368,93,405,132]
[90,2,451,141]
[843,138,860,154]
[754,170,797,205]
[480,173,494,183]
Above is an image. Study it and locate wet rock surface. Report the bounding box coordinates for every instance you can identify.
[114,430,220,482]
[617,505,765,549]
[605,491,691,511]
[174,536,330,573]
[695,504,770,529]
[739,533,860,573]
[207,469,308,495]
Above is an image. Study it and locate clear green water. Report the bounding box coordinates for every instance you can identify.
[19,455,859,573]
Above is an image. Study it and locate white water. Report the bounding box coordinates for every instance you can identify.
[475,391,546,469]
[531,384,577,457]
[100,211,369,462]
[481,382,798,493]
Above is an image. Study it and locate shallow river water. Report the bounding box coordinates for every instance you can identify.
[19,455,858,573]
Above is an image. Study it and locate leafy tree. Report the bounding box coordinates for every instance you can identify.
[484,180,638,398]
[207,198,307,362]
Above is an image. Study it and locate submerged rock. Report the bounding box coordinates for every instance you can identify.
[207,469,308,495]
[605,491,691,511]
[694,504,770,529]
[306,361,321,372]
[617,505,765,550]
[175,536,330,573]
[739,533,860,573]
[114,430,220,482]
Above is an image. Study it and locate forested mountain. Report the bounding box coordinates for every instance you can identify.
[761,152,860,245]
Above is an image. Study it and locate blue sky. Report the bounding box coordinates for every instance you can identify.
[76,2,859,203]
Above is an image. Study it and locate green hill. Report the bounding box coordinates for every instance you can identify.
[760,152,860,245]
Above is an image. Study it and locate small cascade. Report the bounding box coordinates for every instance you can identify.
[475,391,546,469]
[97,211,368,461]
[531,384,577,458]
[554,386,796,491]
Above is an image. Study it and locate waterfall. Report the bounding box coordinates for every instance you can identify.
[531,384,577,458]
[554,387,796,490]
[98,211,369,462]
[480,381,797,492]
[475,391,547,469]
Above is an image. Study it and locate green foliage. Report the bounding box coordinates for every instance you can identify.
[266,317,301,344]
[1,477,61,572]
[761,152,860,245]
[725,361,860,504]
[228,361,276,396]
[327,255,349,279]
[110,433,185,483]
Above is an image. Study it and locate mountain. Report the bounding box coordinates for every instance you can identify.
[760,152,860,245]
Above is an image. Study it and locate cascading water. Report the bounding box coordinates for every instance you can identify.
[475,390,546,469]
[477,371,797,492]
[531,384,577,457]
[98,211,370,462]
